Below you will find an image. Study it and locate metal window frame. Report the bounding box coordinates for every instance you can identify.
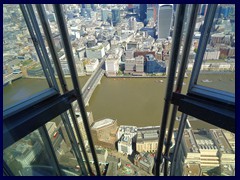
[154,4,187,176]
[155,4,236,177]
[168,4,235,177]
[3,88,58,118]
[35,4,94,175]
[188,4,235,105]
[38,126,63,176]
[19,4,55,89]
[3,4,96,176]
[162,4,200,176]
[25,4,59,90]
[3,89,77,149]
[53,4,101,176]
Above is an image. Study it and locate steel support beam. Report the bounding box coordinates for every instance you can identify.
[3,90,76,149]
[188,4,218,90]
[60,113,88,175]
[171,92,235,133]
[154,4,186,176]
[19,4,53,88]
[26,4,59,91]
[39,126,62,176]
[53,4,101,176]
[35,4,93,175]
[170,113,188,175]
[163,4,200,176]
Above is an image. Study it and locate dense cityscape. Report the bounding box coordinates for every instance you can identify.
[3,4,235,176]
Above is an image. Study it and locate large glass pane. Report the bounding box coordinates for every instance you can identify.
[45,114,82,176]
[39,4,92,90]
[46,108,113,176]
[3,130,56,176]
[197,4,235,94]
[173,123,235,176]
[3,4,49,108]
[3,4,235,177]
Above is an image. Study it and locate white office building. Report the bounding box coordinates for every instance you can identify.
[86,45,105,59]
[128,17,137,32]
[84,58,99,73]
[118,135,133,155]
[157,4,173,39]
[117,125,137,140]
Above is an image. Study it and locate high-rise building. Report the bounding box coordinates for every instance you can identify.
[157,4,173,39]
[147,7,154,21]
[200,4,208,16]
[101,9,111,22]
[153,5,157,22]
[91,4,96,11]
[118,135,133,155]
[139,4,147,22]
[112,9,120,26]
[128,17,137,31]
[135,56,144,73]
[215,5,234,19]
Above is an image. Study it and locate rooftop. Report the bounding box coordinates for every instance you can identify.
[193,129,218,151]
[183,129,199,153]
[137,126,160,142]
[92,118,115,129]
[209,129,234,154]
[183,164,202,176]
[118,125,137,133]
[220,164,235,176]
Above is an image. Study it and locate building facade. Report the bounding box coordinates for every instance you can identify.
[118,135,133,155]
[146,7,154,21]
[145,54,166,74]
[203,49,220,60]
[91,118,118,149]
[135,56,144,73]
[134,152,154,174]
[157,4,173,39]
[86,45,105,59]
[112,9,120,26]
[84,58,99,74]
[105,59,119,76]
[209,129,235,165]
[117,125,137,140]
[136,126,160,153]
[128,17,137,32]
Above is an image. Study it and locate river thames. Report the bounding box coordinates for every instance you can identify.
[3,72,235,129]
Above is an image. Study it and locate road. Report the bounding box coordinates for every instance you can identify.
[82,59,105,100]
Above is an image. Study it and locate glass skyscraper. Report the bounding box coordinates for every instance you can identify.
[157,4,173,39]
[145,54,166,73]
[111,9,120,26]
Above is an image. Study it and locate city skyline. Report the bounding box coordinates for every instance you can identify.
[3,4,235,176]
